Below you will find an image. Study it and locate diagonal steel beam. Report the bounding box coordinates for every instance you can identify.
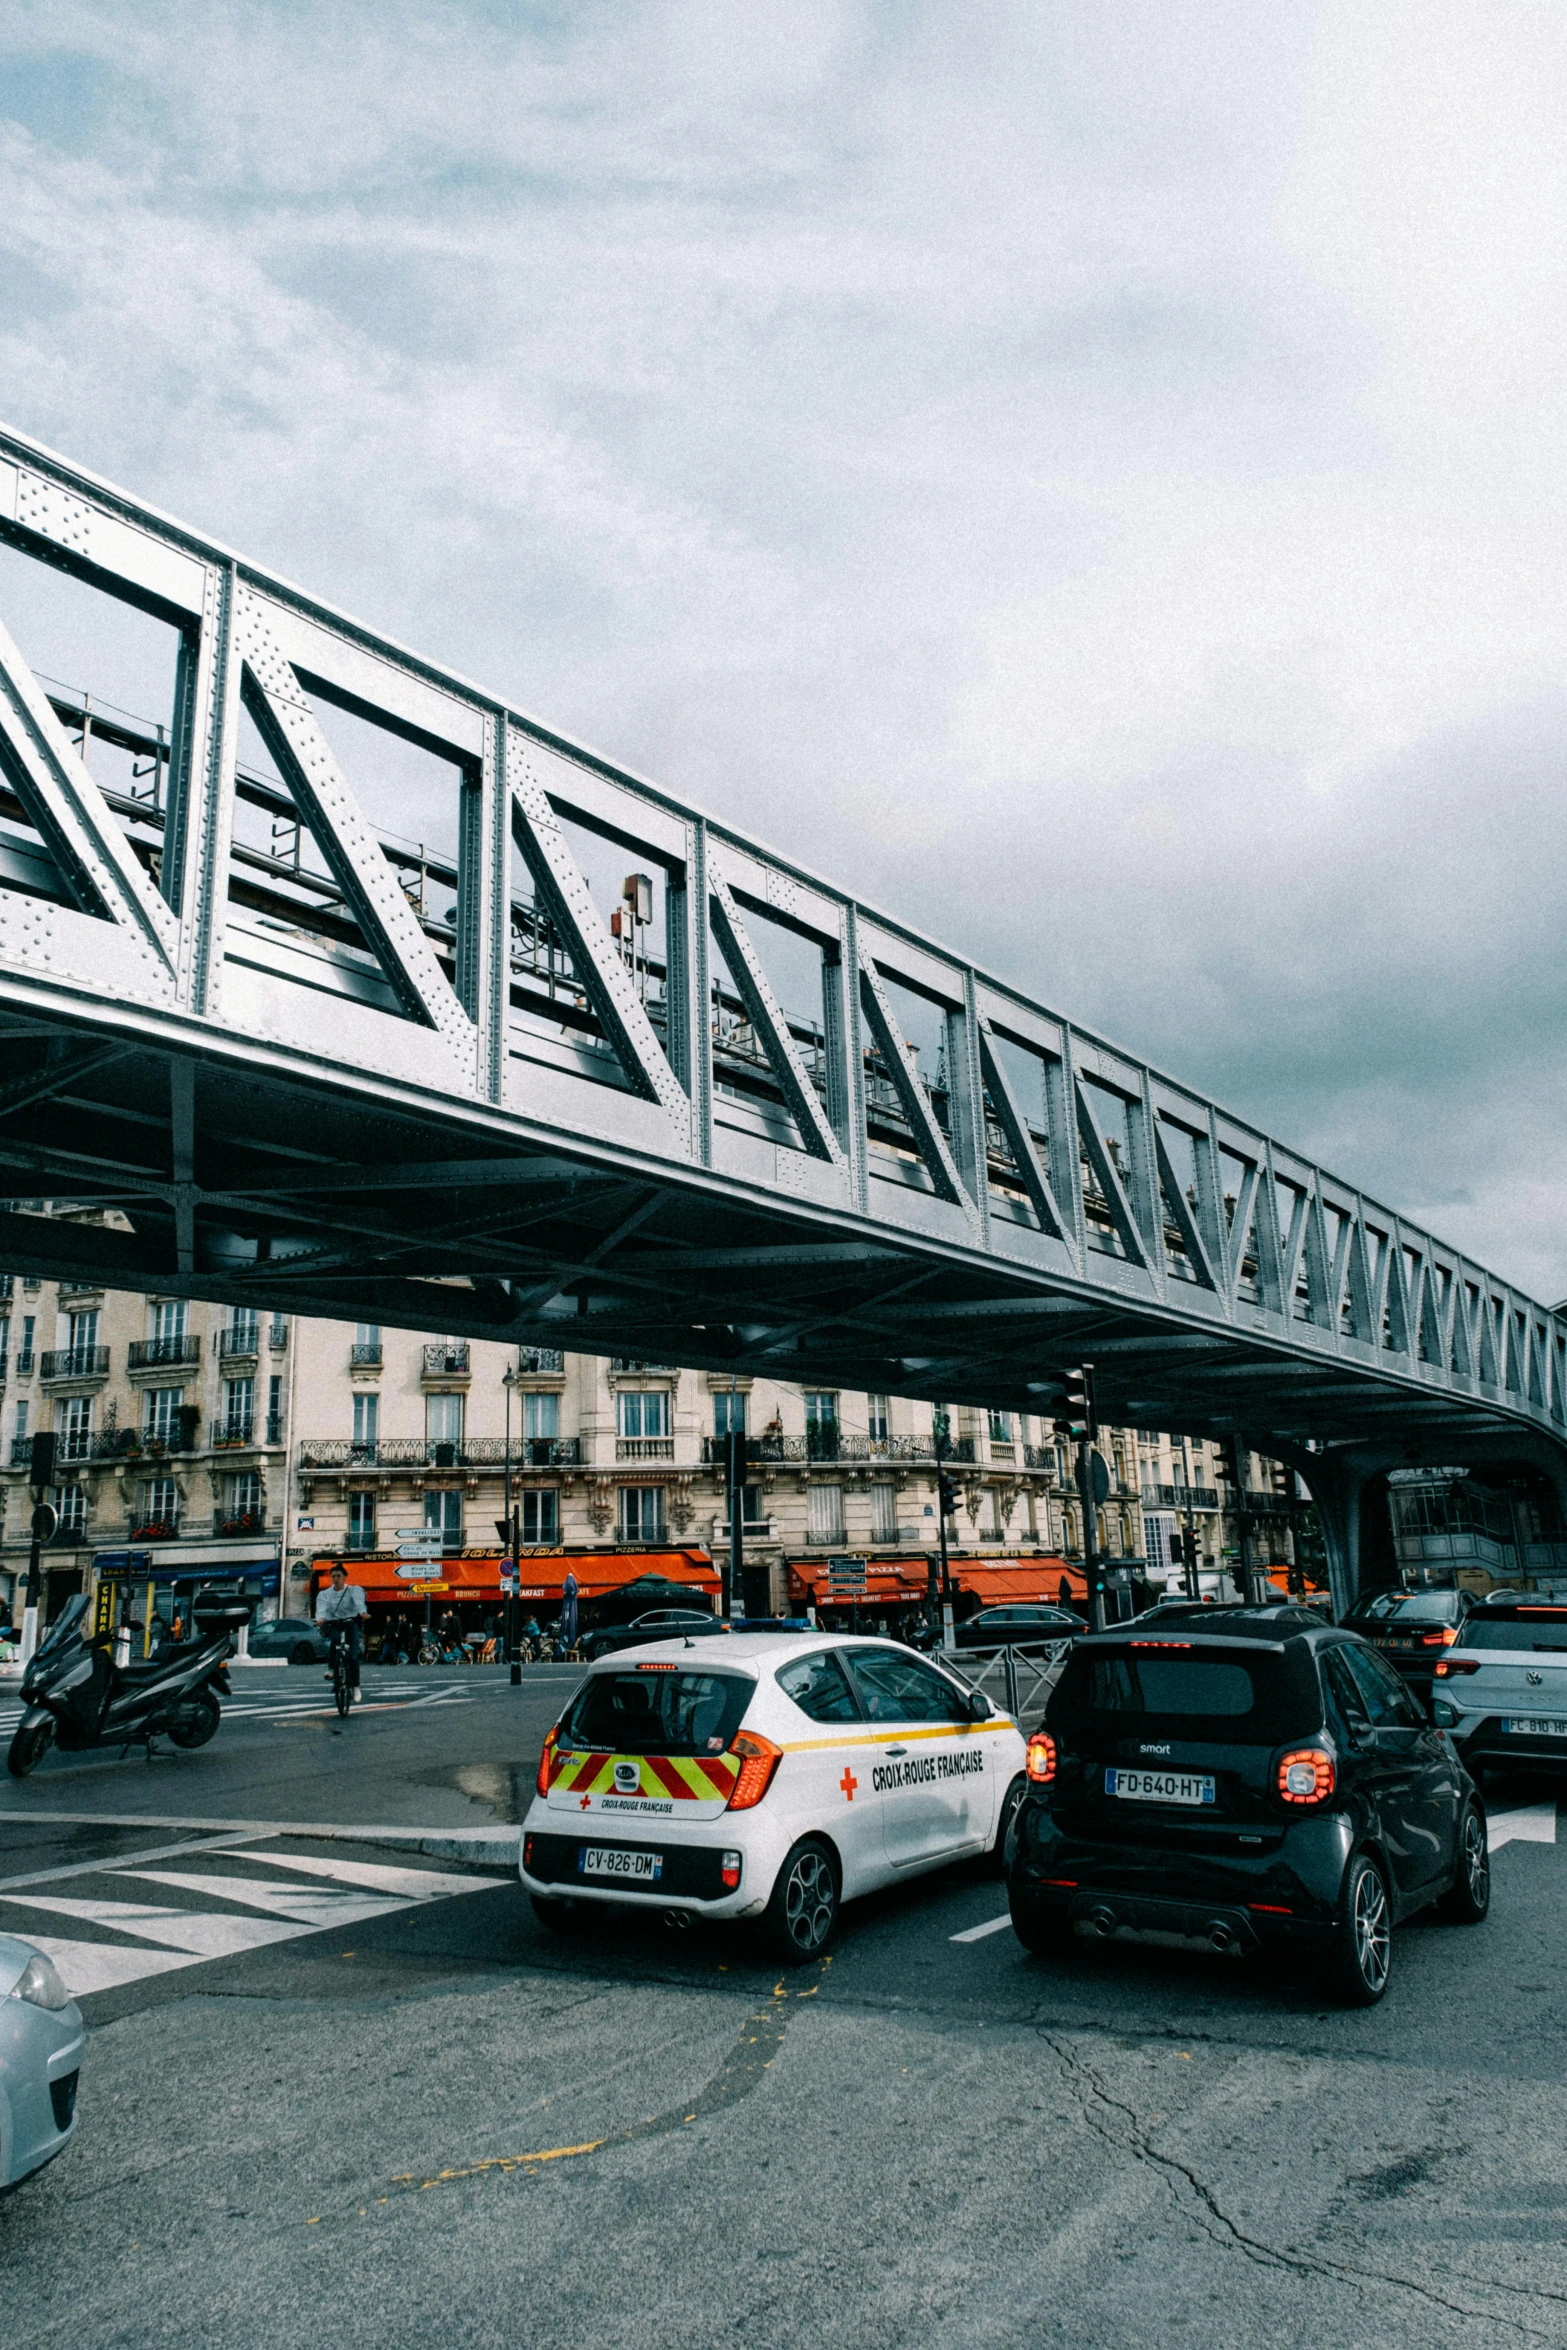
[976,1021,1076,1254]
[858,961,973,1214]
[708,869,842,1164]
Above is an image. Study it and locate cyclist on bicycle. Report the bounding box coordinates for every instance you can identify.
[316,1565,367,1704]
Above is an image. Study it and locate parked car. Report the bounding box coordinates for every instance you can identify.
[245,1616,329,1665]
[0,1938,84,2187]
[1339,1586,1473,1692]
[954,1604,1082,1650]
[579,1609,723,1664]
[1433,1593,1567,1783]
[1008,1601,1488,2003]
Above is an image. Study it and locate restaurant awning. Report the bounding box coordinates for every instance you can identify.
[787,1558,938,1604]
[312,1549,718,1606]
[948,1557,1083,1605]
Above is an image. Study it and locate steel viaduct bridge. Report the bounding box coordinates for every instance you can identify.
[0,418,1561,1608]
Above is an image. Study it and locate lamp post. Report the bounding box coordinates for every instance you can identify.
[503,1362,520,1684]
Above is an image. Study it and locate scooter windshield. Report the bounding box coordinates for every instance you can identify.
[34,1592,89,1657]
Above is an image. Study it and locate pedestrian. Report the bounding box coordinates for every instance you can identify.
[559,1570,579,1656]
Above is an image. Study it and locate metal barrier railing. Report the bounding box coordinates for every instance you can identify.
[942,1638,1074,1723]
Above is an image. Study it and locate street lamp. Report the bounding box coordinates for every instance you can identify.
[502,1362,521,1684]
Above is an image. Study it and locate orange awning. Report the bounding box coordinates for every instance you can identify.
[949,1558,1082,1605]
[312,1549,718,1606]
[788,1556,930,1603]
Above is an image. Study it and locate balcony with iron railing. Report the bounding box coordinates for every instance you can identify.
[216,1510,267,1538]
[269,1320,288,1350]
[699,1433,978,1468]
[296,1436,581,1470]
[129,1517,179,1541]
[13,1351,33,1379]
[40,1345,110,1384]
[516,1348,565,1375]
[53,1429,95,1465]
[349,1340,383,1369]
[609,1358,678,1374]
[218,1326,261,1361]
[212,1417,255,1449]
[422,1343,470,1379]
[8,1436,31,1467]
[128,1336,201,1372]
[1141,1482,1220,1513]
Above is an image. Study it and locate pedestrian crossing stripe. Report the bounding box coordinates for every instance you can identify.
[0,1845,502,1999]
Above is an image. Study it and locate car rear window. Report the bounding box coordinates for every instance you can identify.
[1349,1591,1462,1623]
[1050,1641,1320,1743]
[560,1670,751,1755]
[1460,1612,1567,1653]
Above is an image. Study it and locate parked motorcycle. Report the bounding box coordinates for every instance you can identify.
[7,1591,252,1778]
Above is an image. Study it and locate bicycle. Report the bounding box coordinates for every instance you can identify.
[327,1626,355,1718]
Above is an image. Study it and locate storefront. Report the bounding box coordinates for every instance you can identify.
[92,1539,282,1646]
[308,1547,719,1643]
[786,1552,1083,1632]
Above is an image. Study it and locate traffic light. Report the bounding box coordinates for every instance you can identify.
[1230,1558,1248,1597]
[28,1430,55,1492]
[1055,1363,1096,1442]
[936,1467,960,1519]
[1168,1532,1185,1566]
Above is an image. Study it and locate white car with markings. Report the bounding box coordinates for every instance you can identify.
[519,1632,1028,1961]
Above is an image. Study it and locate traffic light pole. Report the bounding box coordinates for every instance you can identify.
[726,1426,745,1622]
[1077,1437,1106,1633]
[19,1431,57,1668]
[933,1413,955,1649]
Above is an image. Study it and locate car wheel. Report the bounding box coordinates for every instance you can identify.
[1437,1800,1491,1925]
[761,1837,839,1965]
[1323,1852,1393,2005]
[985,1774,1026,1878]
[288,1643,316,1666]
[1008,1889,1077,1958]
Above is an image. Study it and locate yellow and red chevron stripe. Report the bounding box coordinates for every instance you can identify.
[551,1749,741,1801]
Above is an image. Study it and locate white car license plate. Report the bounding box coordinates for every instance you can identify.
[578,1845,663,1881]
[1106,1767,1215,1807]
[1500,1718,1567,1739]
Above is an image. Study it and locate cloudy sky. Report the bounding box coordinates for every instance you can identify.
[3,3,1566,1296]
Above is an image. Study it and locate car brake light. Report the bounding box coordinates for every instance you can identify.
[1441,1625,1458,1645]
[1277,1747,1334,1804]
[720,1849,742,1890]
[523,1833,534,1871]
[536,1727,560,1798]
[1435,1657,1479,1676]
[726,1729,782,1811]
[1026,1731,1057,1785]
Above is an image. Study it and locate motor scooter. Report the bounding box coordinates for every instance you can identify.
[7,1590,251,1778]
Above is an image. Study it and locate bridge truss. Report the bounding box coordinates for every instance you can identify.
[0,416,1562,1578]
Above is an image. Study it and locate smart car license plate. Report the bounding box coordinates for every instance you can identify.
[1500,1718,1567,1739]
[1106,1768,1215,1806]
[578,1846,663,1881]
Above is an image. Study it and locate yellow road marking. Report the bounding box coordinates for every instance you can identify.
[391,2138,606,2188]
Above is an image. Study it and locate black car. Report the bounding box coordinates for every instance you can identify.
[245,1615,330,1665]
[579,1608,722,1663]
[955,1604,1082,1650]
[1007,1602,1489,2004]
[1339,1586,1473,1690]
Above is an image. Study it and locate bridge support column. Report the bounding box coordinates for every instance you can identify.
[1278,1452,1397,1619]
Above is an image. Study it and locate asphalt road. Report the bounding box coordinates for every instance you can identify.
[3,1663,1567,2349]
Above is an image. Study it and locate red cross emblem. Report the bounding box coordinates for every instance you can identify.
[579,1794,592,1810]
[839,1766,858,1802]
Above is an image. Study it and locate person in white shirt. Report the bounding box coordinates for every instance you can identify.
[315,1564,368,1703]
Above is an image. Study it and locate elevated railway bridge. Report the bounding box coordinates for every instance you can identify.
[0,418,1561,1608]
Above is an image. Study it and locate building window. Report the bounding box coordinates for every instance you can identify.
[867,1394,890,1444]
[225,1470,263,1520]
[222,1378,254,1441]
[57,1482,86,1536]
[620,1485,665,1541]
[988,1409,1013,1443]
[55,1395,93,1463]
[347,1490,376,1548]
[424,1488,462,1545]
[713,1389,746,1438]
[354,1322,381,1349]
[871,1481,897,1541]
[807,1483,845,1544]
[352,1392,380,1450]
[151,1298,186,1341]
[521,1489,558,1544]
[229,1307,259,1346]
[522,1390,559,1441]
[267,1373,283,1443]
[20,1314,35,1366]
[616,1389,669,1440]
[145,1386,183,1442]
[14,1399,27,1440]
[805,1392,839,1459]
[140,1477,178,1532]
[67,1307,99,1353]
[426,1392,464,1446]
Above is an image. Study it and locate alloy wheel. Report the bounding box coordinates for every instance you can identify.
[1463,1811,1489,1908]
[784,1850,835,1952]
[1353,1865,1390,1994]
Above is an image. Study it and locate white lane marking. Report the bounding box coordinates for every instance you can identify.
[0,1829,274,1895]
[16,1935,209,1997]
[1488,1802,1558,1850]
[121,1869,409,1925]
[236,1851,493,1900]
[951,1913,1015,1943]
[0,1894,312,1957]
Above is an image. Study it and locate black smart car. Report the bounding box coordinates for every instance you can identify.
[1007,1603,1489,2004]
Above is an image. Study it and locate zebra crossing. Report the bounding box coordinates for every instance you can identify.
[0,1841,508,1998]
[0,1671,491,1740]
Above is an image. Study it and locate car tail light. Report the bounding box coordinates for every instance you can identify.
[1248,1902,1293,1915]
[1277,1747,1334,1804]
[523,1833,535,1872]
[1441,1625,1458,1645]
[1435,1657,1479,1677]
[726,1729,782,1811]
[720,1849,742,1890]
[1026,1731,1057,1785]
[536,1727,560,1797]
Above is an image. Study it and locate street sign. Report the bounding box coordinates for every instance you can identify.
[406,1580,448,1596]
[30,1503,58,1542]
[826,1556,868,1595]
[394,1528,438,1541]
[395,1542,442,1561]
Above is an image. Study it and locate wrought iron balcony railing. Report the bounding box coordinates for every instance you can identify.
[699,1433,977,1468]
[213,1418,255,1449]
[349,1341,383,1368]
[13,1351,32,1378]
[216,1510,267,1538]
[218,1326,260,1359]
[129,1517,179,1541]
[40,1345,109,1382]
[422,1343,470,1378]
[269,1320,288,1349]
[1141,1482,1220,1512]
[8,1436,31,1466]
[517,1348,564,1374]
[609,1358,677,1373]
[54,1429,94,1463]
[128,1335,201,1371]
[296,1436,581,1470]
